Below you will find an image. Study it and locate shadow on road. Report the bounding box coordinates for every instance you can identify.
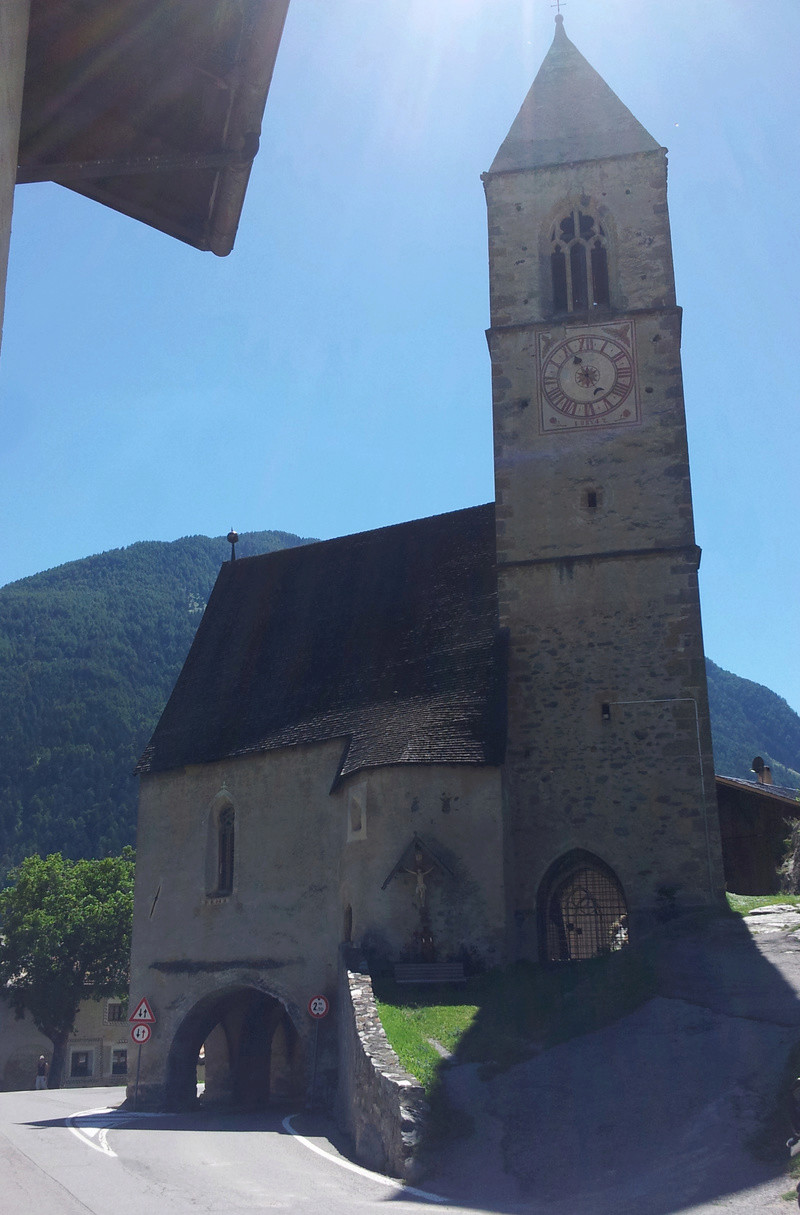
[417,910,800,1214]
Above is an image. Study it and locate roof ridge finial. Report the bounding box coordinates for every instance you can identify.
[551,0,566,25]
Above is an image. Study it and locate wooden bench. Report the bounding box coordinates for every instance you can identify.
[393,962,465,984]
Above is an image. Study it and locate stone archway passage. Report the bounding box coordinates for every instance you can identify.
[164,986,300,1112]
[538,850,629,962]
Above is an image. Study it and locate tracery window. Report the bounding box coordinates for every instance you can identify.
[217,805,235,895]
[538,850,628,962]
[550,208,610,313]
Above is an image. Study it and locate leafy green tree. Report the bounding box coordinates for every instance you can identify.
[0,849,135,1087]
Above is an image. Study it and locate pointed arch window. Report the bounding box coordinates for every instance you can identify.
[217,805,235,895]
[550,208,610,313]
[538,850,628,962]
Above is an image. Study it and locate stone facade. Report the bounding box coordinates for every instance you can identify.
[128,744,504,1107]
[485,20,724,949]
[0,994,131,1091]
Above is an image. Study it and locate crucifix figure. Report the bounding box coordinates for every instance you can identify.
[405,845,435,907]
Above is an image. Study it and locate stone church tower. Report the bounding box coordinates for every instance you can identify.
[486,15,724,959]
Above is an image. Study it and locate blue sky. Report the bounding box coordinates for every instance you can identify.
[1,0,798,720]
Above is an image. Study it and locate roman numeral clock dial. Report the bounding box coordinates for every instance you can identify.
[537,322,640,432]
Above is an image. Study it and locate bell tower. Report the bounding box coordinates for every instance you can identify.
[485,16,724,958]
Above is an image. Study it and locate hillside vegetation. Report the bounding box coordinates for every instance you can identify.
[0,533,795,875]
[706,659,800,787]
[0,531,310,875]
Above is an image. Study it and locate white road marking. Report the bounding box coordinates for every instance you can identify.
[66,1106,119,1157]
[66,1105,171,1158]
[282,1114,447,1204]
[66,1103,447,1204]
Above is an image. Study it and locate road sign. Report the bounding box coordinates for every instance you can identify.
[131,1023,152,1044]
[129,997,156,1024]
[308,995,329,1019]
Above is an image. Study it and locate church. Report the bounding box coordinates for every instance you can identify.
[127,16,725,1112]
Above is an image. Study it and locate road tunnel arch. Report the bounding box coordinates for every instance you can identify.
[164,984,302,1111]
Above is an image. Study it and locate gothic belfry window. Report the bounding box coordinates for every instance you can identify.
[550,208,610,313]
[217,805,235,895]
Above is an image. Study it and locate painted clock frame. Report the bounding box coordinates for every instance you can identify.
[536,320,640,433]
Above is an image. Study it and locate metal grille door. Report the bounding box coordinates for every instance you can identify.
[545,862,628,962]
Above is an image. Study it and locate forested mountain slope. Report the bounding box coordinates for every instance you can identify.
[0,533,796,876]
[0,531,310,875]
[706,659,800,788]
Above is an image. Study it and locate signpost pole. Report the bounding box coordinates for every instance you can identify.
[309,1020,320,1109]
[134,1044,142,1111]
[306,994,329,1110]
[128,997,156,1112]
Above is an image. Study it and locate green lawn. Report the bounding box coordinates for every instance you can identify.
[373,947,656,1093]
[726,892,800,915]
[376,900,800,1090]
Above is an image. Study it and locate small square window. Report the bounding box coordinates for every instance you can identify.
[106,1002,125,1023]
[70,1050,92,1078]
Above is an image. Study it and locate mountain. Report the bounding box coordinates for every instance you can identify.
[0,534,796,876]
[706,659,800,788]
[0,531,312,876]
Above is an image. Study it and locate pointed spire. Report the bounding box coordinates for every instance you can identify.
[490,17,660,173]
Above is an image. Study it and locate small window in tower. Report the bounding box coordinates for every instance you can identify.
[587,491,598,510]
[347,790,367,841]
[217,805,235,895]
[550,206,610,313]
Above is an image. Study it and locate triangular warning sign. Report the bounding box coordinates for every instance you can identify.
[129,996,156,1023]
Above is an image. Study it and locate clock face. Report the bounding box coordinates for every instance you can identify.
[537,323,639,432]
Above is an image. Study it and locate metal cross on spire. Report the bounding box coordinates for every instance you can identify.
[551,0,566,14]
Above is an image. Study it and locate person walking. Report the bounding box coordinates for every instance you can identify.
[34,1055,48,1090]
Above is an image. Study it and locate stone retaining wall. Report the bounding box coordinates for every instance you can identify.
[336,949,428,1178]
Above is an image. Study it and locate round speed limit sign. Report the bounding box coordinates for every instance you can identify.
[131,1022,152,1044]
[308,995,329,1019]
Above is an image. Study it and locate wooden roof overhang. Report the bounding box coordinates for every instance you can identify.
[16,0,290,255]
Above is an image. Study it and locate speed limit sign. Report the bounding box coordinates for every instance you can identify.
[308,995,329,1019]
[131,1022,152,1044]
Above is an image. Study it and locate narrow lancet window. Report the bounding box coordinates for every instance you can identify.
[217,805,235,895]
[550,208,609,313]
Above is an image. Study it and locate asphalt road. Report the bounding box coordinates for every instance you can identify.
[5,911,800,1215]
[0,1086,453,1215]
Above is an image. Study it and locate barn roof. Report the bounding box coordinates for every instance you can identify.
[18,0,289,255]
[137,503,506,782]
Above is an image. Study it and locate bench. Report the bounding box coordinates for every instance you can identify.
[393,962,465,984]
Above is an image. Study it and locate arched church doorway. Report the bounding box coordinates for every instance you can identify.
[538,850,629,962]
[164,986,301,1111]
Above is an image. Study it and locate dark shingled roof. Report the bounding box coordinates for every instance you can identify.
[137,504,506,782]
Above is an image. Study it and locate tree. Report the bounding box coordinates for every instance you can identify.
[0,849,134,1087]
